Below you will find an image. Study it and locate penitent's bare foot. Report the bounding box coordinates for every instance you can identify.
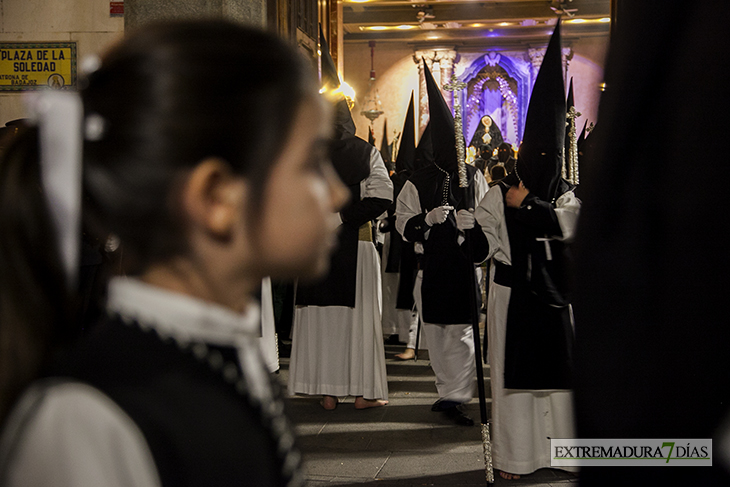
[354,397,388,409]
[395,348,415,360]
[498,470,521,480]
[320,395,338,410]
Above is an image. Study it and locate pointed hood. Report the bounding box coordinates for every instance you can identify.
[395,92,416,174]
[413,121,434,172]
[320,24,356,139]
[319,25,339,92]
[423,60,458,173]
[379,118,392,167]
[577,119,587,150]
[565,77,575,155]
[515,20,566,201]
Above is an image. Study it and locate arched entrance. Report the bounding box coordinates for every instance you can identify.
[460,52,530,147]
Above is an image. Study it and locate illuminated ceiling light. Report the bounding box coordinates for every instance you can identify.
[471,23,484,27]
[569,18,587,24]
[426,34,440,39]
[396,24,416,30]
[599,17,611,22]
[348,0,370,3]
[368,26,387,30]
[498,22,512,27]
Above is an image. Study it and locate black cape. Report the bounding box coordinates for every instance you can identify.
[296,138,390,308]
[498,176,575,389]
[402,164,488,324]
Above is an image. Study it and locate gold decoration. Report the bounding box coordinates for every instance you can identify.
[566,105,582,185]
[482,423,495,483]
[442,74,468,188]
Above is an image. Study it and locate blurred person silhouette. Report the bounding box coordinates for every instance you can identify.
[0,19,347,487]
[573,2,730,485]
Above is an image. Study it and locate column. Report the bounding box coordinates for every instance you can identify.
[435,50,457,110]
[527,47,545,90]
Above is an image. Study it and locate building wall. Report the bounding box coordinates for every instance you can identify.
[0,0,124,124]
[344,42,420,148]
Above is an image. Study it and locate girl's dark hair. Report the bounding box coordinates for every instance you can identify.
[0,126,76,422]
[82,19,316,271]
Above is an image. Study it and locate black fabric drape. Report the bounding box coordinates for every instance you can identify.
[572,2,730,484]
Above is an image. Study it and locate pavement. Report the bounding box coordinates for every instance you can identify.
[277,340,579,486]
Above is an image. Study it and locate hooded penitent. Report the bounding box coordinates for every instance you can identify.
[394,93,416,177]
[498,19,574,391]
[296,25,383,308]
[379,119,392,170]
[410,60,481,213]
[514,20,566,202]
[385,92,416,275]
[422,61,459,174]
[413,121,434,172]
[318,26,370,186]
[401,60,489,325]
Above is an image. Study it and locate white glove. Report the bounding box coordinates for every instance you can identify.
[455,209,475,231]
[425,205,453,226]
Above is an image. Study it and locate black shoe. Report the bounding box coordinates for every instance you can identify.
[431,399,459,412]
[442,405,474,426]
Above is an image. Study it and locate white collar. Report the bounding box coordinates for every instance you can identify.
[105,277,261,348]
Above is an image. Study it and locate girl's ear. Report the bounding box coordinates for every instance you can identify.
[180,158,247,239]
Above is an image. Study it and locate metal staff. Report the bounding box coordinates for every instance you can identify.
[414,311,422,361]
[443,74,494,486]
[566,105,581,185]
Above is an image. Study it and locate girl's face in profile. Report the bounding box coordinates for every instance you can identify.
[253,96,348,279]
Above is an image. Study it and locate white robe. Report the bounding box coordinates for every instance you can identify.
[288,148,391,400]
[380,231,418,341]
[259,276,279,374]
[474,186,580,475]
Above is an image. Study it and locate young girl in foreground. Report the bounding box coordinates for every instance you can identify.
[0,20,347,486]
